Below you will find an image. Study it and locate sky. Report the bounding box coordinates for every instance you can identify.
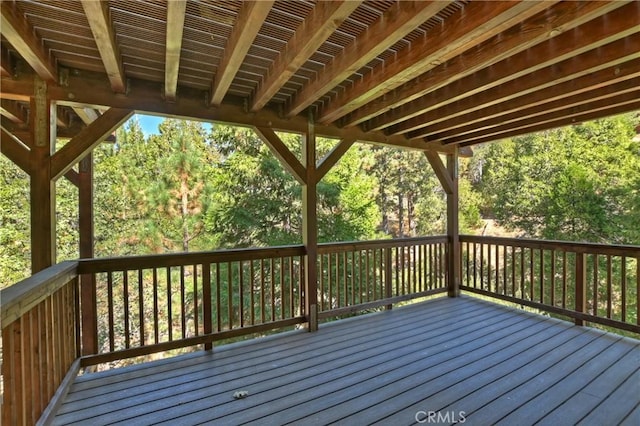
[133,114,164,136]
[130,114,212,136]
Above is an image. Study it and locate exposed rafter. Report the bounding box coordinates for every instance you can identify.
[382,3,640,136]
[316,1,551,125]
[210,1,274,107]
[1,45,13,77]
[0,1,57,82]
[403,32,640,139]
[0,100,26,124]
[164,0,187,102]
[285,1,452,118]
[72,106,100,125]
[250,0,361,112]
[342,1,627,128]
[81,0,126,93]
[426,60,640,141]
[458,98,640,147]
[448,90,640,146]
[51,108,133,180]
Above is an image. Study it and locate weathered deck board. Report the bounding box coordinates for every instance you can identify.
[53,296,639,425]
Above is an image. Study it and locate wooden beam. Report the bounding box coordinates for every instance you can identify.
[452,91,640,146]
[64,168,79,187]
[404,32,640,139]
[433,71,640,142]
[343,1,628,128]
[0,71,462,155]
[446,147,460,297]
[253,126,306,185]
[0,127,30,173]
[285,1,452,118]
[378,2,640,134]
[316,138,355,181]
[79,153,98,354]
[458,101,640,147]
[0,1,57,82]
[81,0,126,93]
[210,1,274,106]
[56,105,71,128]
[424,151,453,195]
[317,1,551,124]
[51,108,133,180]
[302,119,318,331]
[1,45,14,77]
[71,106,100,125]
[0,99,26,123]
[250,0,360,112]
[29,76,55,272]
[164,0,187,102]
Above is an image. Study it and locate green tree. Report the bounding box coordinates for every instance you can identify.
[480,113,640,244]
[0,155,30,287]
[144,119,217,252]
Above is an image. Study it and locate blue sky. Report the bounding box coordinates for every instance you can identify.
[133,114,164,136]
[130,114,212,136]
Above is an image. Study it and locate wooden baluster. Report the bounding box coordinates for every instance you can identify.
[193,264,199,335]
[138,269,145,346]
[606,255,612,319]
[180,265,187,337]
[385,247,392,310]
[575,252,587,326]
[152,268,159,344]
[593,255,598,316]
[621,256,627,323]
[231,261,237,328]
[202,263,212,350]
[107,272,115,352]
[550,250,556,306]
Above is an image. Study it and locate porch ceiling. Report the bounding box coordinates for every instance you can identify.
[0,1,639,151]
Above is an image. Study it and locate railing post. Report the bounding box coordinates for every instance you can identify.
[575,252,587,326]
[302,118,318,331]
[446,148,460,297]
[385,247,393,310]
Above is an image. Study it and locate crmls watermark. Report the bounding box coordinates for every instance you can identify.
[415,410,466,424]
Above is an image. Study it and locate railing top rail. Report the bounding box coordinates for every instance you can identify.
[77,244,307,274]
[318,236,449,253]
[0,260,78,326]
[460,234,640,256]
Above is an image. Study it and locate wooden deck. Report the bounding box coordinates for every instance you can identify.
[53,296,640,425]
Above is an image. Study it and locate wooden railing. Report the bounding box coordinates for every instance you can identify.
[3,235,639,424]
[0,262,81,426]
[76,245,307,366]
[460,235,640,334]
[317,237,449,318]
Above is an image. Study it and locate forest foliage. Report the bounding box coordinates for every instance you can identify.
[1,113,638,290]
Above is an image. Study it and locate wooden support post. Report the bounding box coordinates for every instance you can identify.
[79,153,97,355]
[29,76,55,273]
[302,118,318,331]
[575,252,587,326]
[446,147,460,297]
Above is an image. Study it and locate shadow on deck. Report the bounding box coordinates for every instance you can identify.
[54,296,639,425]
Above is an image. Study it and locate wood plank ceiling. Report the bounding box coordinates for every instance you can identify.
[0,0,638,153]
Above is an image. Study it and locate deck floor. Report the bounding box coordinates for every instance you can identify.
[54,296,640,425]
